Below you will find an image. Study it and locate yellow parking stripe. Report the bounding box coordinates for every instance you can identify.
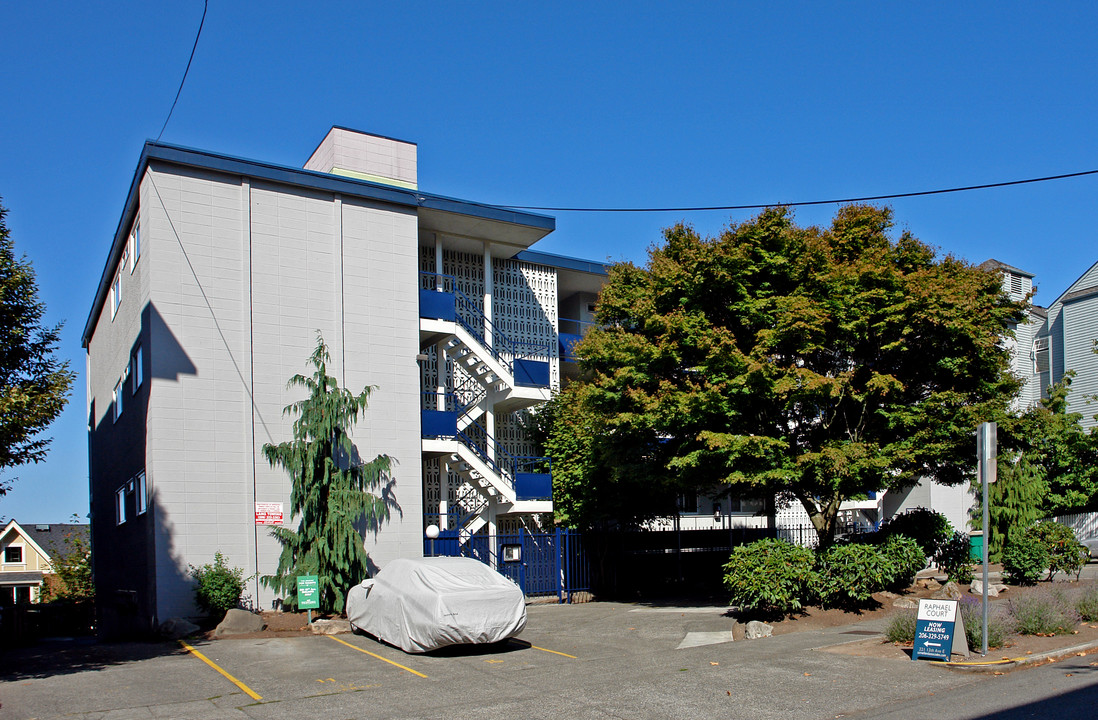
[326,635,429,678]
[178,641,263,700]
[529,644,578,659]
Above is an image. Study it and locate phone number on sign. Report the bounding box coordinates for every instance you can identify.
[917,632,951,641]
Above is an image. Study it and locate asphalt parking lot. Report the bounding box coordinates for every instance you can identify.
[0,600,1069,720]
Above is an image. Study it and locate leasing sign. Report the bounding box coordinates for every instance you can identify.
[912,598,969,661]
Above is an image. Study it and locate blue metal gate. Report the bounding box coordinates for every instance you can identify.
[427,528,589,602]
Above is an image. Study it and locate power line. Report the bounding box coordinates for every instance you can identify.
[156,0,208,142]
[498,168,1098,213]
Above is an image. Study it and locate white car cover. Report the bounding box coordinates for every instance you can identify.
[346,556,527,653]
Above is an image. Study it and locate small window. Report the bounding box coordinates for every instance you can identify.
[135,471,147,515]
[131,345,143,393]
[4,546,23,564]
[677,492,699,514]
[1033,337,1050,375]
[110,268,122,319]
[130,218,141,271]
[116,486,128,525]
[113,379,123,421]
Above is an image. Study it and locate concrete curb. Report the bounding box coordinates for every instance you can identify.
[941,638,1098,672]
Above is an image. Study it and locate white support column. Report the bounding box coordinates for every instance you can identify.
[439,459,449,531]
[483,243,493,348]
[435,340,447,412]
[487,502,498,569]
[435,236,443,289]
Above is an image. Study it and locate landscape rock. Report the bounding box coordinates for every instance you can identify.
[214,608,267,637]
[310,618,352,635]
[931,581,963,600]
[993,584,1008,594]
[916,578,942,591]
[892,598,918,609]
[159,617,200,639]
[878,591,899,599]
[970,579,999,597]
[745,620,773,639]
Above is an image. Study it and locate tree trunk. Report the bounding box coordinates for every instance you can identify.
[799,494,844,548]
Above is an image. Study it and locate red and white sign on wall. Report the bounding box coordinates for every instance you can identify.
[254,502,284,525]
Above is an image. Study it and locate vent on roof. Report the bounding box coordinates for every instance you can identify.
[1010,274,1024,296]
[35,524,50,531]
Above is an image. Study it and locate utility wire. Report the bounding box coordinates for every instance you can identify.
[156,0,208,142]
[498,168,1098,213]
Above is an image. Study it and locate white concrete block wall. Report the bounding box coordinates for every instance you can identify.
[249,183,345,610]
[340,198,424,567]
[304,128,417,187]
[145,165,255,620]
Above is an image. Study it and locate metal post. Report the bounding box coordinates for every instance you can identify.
[978,422,997,656]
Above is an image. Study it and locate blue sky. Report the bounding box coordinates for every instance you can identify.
[2,2,1097,522]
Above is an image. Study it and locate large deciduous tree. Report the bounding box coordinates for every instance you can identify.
[260,334,392,614]
[0,199,73,496]
[563,205,1024,544]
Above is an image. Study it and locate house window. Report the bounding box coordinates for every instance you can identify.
[4,546,23,564]
[131,345,143,393]
[110,267,122,319]
[116,485,128,525]
[113,378,123,421]
[677,492,699,514]
[130,218,140,271]
[135,471,147,515]
[1033,337,1050,375]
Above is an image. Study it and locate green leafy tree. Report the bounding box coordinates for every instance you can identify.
[260,335,392,614]
[985,454,1047,560]
[567,205,1024,545]
[0,199,74,496]
[40,520,94,603]
[528,384,678,529]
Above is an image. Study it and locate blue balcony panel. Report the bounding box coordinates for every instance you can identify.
[419,288,456,321]
[421,409,457,438]
[559,332,583,363]
[515,472,552,501]
[513,358,550,387]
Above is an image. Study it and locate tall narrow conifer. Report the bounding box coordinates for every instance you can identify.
[261,334,391,613]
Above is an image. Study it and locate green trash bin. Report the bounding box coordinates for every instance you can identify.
[969,531,984,561]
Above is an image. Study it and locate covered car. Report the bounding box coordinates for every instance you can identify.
[346,556,527,653]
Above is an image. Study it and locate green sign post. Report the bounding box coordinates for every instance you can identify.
[297,575,320,623]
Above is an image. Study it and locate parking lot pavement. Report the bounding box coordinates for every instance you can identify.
[2,602,999,720]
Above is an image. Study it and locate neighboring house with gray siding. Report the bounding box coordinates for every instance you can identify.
[984,258,1098,428]
[84,127,605,637]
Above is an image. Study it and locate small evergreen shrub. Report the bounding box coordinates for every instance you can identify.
[815,543,890,607]
[881,535,925,590]
[190,551,245,616]
[1076,585,1098,622]
[885,609,917,643]
[724,539,816,616]
[1002,535,1050,586]
[880,507,953,558]
[1009,589,1080,636]
[935,532,975,584]
[958,595,1008,649]
[1025,521,1088,580]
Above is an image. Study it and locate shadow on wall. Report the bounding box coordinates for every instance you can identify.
[90,302,196,639]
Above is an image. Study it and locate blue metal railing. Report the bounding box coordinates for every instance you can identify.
[419,272,550,386]
[421,391,551,499]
